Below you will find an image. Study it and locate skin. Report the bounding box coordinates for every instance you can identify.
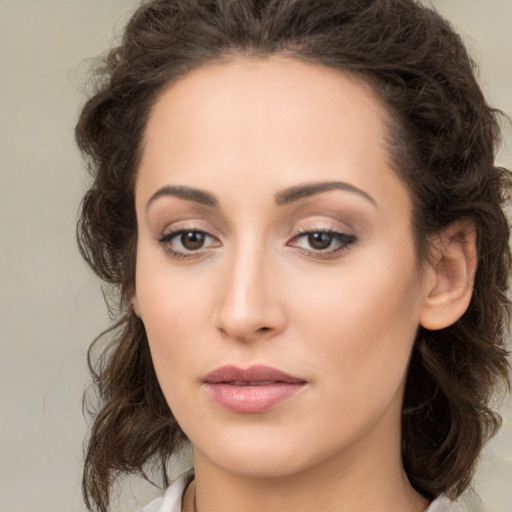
[133,56,474,512]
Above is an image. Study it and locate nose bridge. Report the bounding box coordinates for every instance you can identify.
[215,233,283,340]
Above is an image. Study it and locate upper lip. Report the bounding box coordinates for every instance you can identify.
[203,365,306,384]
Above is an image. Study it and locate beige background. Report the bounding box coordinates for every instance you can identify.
[0,1,510,511]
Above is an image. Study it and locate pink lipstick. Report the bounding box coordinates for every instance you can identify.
[203,365,307,413]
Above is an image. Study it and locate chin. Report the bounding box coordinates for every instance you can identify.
[190,422,342,479]
[203,448,313,478]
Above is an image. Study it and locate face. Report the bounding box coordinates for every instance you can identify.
[134,56,431,478]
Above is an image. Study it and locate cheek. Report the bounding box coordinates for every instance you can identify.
[294,249,422,405]
[136,279,209,424]
[135,223,424,428]
[134,250,213,389]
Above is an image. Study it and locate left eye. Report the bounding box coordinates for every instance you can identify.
[306,232,337,250]
[177,231,207,250]
[159,229,219,257]
[290,230,356,254]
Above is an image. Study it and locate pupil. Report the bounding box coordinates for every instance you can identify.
[181,231,205,250]
[308,232,332,250]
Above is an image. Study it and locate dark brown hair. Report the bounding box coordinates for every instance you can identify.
[76,1,511,511]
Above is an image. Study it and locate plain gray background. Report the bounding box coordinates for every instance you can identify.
[0,1,511,511]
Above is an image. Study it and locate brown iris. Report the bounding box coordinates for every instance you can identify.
[181,231,206,250]
[307,232,333,250]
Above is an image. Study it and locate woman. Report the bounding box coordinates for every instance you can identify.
[76,1,511,511]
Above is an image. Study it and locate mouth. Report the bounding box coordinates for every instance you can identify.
[202,365,307,414]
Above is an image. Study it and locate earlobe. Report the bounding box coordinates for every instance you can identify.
[419,219,477,331]
[132,295,141,318]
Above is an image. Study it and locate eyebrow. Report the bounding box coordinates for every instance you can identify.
[146,180,376,211]
[146,185,219,211]
[275,181,376,207]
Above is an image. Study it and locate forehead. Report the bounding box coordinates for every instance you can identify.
[137,56,409,216]
[143,56,387,153]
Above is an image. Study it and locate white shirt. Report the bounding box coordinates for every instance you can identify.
[139,471,466,512]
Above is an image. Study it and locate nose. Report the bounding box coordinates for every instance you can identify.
[214,244,286,342]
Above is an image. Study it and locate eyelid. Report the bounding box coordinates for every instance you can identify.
[155,216,357,260]
[287,223,357,259]
[156,218,221,240]
[157,223,222,259]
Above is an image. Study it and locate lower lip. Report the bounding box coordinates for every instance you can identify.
[203,382,305,413]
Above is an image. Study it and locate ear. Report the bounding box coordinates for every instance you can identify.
[131,294,141,318]
[419,219,477,331]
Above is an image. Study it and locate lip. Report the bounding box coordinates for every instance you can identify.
[202,365,307,413]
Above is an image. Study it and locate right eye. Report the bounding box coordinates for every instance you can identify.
[158,229,220,259]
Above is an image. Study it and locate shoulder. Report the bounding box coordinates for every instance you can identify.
[426,495,467,512]
[137,470,194,512]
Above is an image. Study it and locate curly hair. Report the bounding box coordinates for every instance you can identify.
[76,1,511,511]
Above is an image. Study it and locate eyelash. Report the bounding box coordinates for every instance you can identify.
[158,228,219,260]
[157,227,357,260]
[287,228,357,259]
